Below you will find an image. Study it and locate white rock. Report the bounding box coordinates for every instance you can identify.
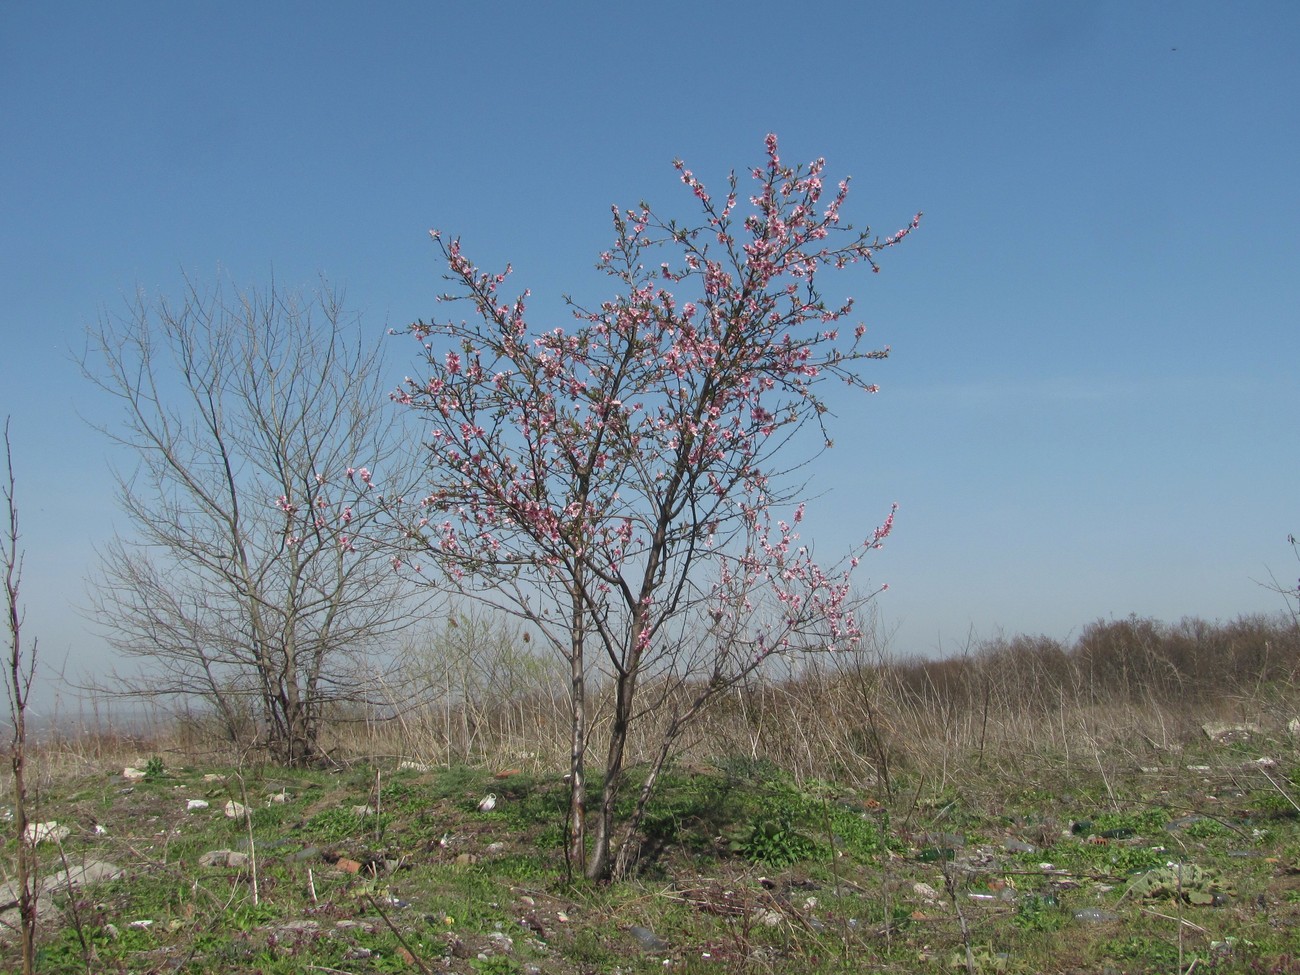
[24,821,70,844]
[351,805,375,817]
[224,800,248,819]
[122,767,147,781]
[912,882,939,901]
[187,799,210,811]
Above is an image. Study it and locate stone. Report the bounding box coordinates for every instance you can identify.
[187,799,210,811]
[224,800,248,819]
[198,849,251,868]
[23,821,70,845]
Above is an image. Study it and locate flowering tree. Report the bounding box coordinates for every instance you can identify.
[395,135,918,879]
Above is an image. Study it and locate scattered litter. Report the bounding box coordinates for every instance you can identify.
[478,793,498,812]
[397,760,429,771]
[1073,908,1118,923]
[630,925,670,949]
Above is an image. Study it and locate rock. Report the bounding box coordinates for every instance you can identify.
[1202,721,1260,743]
[0,860,124,928]
[224,800,248,819]
[350,805,375,817]
[202,773,225,783]
[122,767,147,782]
[397,760,429,771]
[335,857,362,874]
[198,849,251,868]
[187,799,210,811]
[23,821,70,845]
[912,882,939,902]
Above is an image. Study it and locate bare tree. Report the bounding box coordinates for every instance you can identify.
[83,275,427,765]
[3,418,39,974]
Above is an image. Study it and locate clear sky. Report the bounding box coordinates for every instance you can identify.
[2,2,1297,700]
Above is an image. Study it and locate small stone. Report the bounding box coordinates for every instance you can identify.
[202,773,225,783]
[122,767,147,782]
[913,882,939,901]
[224,800,248,819]
[187,799,210,811]
[335,857,362,874]
[350,805,375,817]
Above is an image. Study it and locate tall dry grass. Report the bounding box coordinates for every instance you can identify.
[9,612,1300,799]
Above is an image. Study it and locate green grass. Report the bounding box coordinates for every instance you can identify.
[8,745,1300,974]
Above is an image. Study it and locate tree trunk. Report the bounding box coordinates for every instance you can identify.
[565,595,587,876]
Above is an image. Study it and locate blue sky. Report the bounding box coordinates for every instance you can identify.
[2,2,1297,698]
